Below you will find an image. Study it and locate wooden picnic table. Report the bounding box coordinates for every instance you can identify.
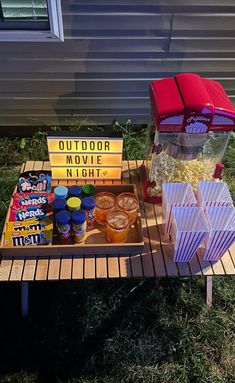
[0,160,235,315]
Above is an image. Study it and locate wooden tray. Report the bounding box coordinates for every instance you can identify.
[0,184,144,257]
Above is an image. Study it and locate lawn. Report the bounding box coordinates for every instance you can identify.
[0,128,234,383]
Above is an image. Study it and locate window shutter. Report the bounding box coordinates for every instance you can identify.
[1,0,48,20]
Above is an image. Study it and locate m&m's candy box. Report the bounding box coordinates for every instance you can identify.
[7,218,53,232]
[4,229,53,247]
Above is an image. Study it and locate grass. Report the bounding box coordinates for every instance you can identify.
[0,129,235,383]
[0,278,234,382]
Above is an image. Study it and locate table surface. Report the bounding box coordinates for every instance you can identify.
[0,160,235,282]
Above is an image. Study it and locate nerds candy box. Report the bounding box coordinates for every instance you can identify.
[9,205,53,222]
[4,229,53,247]
[13,193,54,207]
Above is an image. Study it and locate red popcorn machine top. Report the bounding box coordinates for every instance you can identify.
[143,73,235,203]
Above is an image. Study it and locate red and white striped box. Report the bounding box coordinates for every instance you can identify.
[171,207,210,262]
[196,181,233,208]
[202,206,235,261]
[162,182,197,236]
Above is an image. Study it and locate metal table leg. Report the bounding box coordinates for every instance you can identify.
[21,281,29,317]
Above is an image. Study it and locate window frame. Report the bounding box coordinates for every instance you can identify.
[0,0,64,42]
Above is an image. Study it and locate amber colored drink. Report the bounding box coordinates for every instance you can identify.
[116,192,138,225]
[95,192,116,225]
[106,210,130,243]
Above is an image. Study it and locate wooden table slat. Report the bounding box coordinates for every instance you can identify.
[196,250,214,276]
[117,162,137,278]
[119,256,131,277]
[130,255,143,277]
[35,258,49,280]
[107,257,120,278]
[60,258,72,280]
[84,258,95,279]
[142,209,166,277]
[120,162,135,277]
[21,163,26,173]
[72,257,84,279]
[121,161,131,184]
[177,262,191,277]
[211,259,225,275]
[48,180,64,276]
[0,258,13,281]
[138,162,166,277]
[136,160,164,277]
[22,258,37,281]
[42,161,51,171]
[10,259,25,281]
[128,160,154,277]
[229,244,235,268]
[154,206,179,277]
[48,257,61,280]
[220,251,235,275]
[187,256,202,276]
[96,257,108,278]
[97,178,120,279]
[24,161,35,172]
[33,161,44,171]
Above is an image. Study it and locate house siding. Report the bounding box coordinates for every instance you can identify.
[1,0,235,128]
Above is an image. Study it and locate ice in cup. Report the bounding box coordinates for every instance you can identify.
[106,210,130,243]
[95,192,116,225]
[116,192,139,225]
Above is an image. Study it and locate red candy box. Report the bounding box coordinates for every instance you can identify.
[13,192,54,208]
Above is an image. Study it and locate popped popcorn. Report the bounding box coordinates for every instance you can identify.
[148,151,215,197]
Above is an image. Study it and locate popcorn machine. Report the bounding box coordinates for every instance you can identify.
[143,73,235,203]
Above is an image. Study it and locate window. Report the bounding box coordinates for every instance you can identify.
[0,0,64,41]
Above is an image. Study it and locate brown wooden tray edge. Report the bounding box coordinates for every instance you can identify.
[0,182,144,258]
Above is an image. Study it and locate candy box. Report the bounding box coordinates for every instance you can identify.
[9,205,53,222]
[4,229,53,247]
[18,170,51,193]
[7,218,53,232]
[1,181,144,257]
[13,193,54,207]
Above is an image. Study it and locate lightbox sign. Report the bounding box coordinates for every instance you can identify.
[47,132,123,180]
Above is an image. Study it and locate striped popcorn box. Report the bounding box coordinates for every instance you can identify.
[196,181,233,208]
[202,207,235,261]
[171,207,210,262]
[162,182,197,236]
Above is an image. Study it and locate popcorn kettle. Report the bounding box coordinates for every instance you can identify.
[144,73,235,203]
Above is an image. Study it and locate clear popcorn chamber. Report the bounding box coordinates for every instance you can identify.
[146,73,235,203]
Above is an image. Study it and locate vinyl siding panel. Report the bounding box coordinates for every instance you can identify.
[1,1,235,127]
[172,14,235,32]
[170,38,235,52]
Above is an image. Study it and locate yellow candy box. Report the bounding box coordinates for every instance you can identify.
[6,218,53,232]
[4,229,53,247]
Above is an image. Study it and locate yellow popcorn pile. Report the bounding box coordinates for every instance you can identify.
[148,152,215,197]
